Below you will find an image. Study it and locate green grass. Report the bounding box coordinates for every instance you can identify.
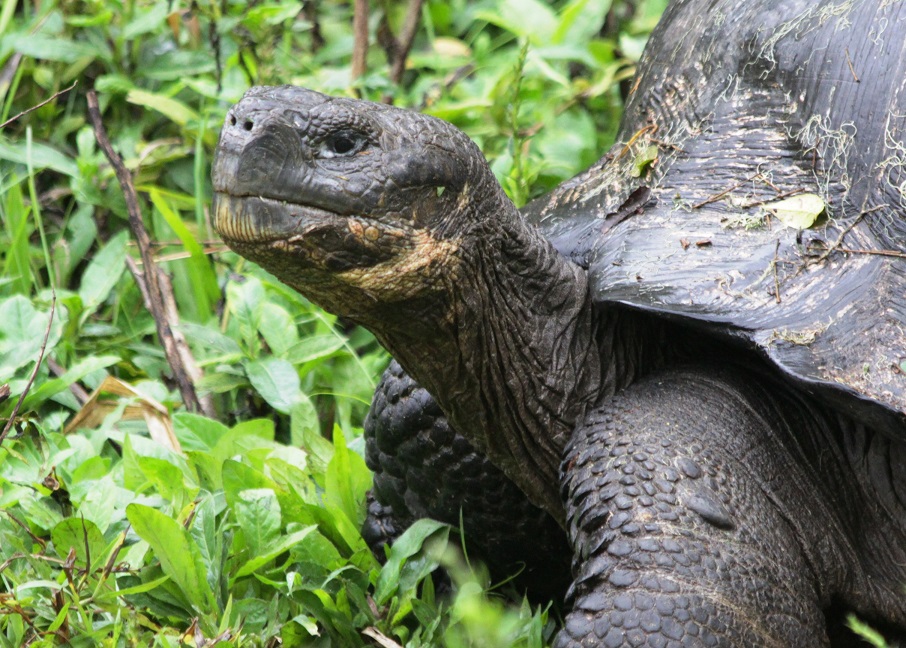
[0,0,666,645]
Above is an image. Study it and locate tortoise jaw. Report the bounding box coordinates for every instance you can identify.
[212,192,341,244]
[212,191,412,274]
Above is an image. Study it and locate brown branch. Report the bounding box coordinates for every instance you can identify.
[389,0,423,85]
[814,204,886,264]
[0,293,55,446]
[771,240,781,304]
[351,0,369,84]
[615,124,658,161]
[738,187,805,209]
[836,247,906,259]
[86,91,214,417]
[2,511,47,549]
[419,63,475,109]
[47,358,90,406]
[0,81,77,130]
[692,172,762,209]
[845,47,860,83]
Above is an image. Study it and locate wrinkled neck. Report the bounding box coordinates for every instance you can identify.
[374,207,603,524]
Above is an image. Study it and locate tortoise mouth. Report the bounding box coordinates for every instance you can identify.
[212,191,407,272]
[212,192,346,245]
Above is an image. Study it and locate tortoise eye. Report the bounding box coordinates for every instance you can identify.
[321,130,368,157]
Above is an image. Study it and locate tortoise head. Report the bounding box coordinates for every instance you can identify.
[212,86,511,322]
[212,87,598,520]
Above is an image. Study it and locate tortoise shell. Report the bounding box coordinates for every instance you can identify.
[525,0,906,433]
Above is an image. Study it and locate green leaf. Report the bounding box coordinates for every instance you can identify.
[51,518,106,569]
[374,519,448,605]
[227,277,264,351]
[94,574,171,603]
[234,526,316,579]
[19,354,119,412]
[233,418,276,441]
[245,357,302,414]
[137,455,197,508]
[325,426,371,530]
[234,488,282,557]
[149,189,219,320]
[292,397,333,479]
[172,412,230,451]
[846,614,888,647]
[4,33,108,63]
[284,334,346,364]
[258,303,299,356]
[553,0,612,44]
[126,89,199,127]
[94,73,135,95]
[78,230,127,318]
[763,193,825,229]
[631,144,659,177]
[222,461,280,509]
[476,0,557,43]
[0,140,78,177]
[179,321,242,355]
[126,503,216,614]
[0,296,63,381]
[122,0,169,39]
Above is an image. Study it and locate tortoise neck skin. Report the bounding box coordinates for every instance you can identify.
[385,199,604,523]
[211,86,614,522]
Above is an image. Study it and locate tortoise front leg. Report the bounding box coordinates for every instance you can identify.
[557,367,833,647]
[363,360,572,601]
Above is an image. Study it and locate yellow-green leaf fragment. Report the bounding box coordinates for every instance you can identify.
[631,144,659,177]
[763,193,825,229]
[126,89,198,126]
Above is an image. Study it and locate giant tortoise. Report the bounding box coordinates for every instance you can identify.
[211,0,906,644]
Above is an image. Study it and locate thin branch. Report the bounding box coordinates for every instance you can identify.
[2,511,47,549]
[86,91,214,417]
[351,0,369,84]
[615,123,658,161]
[836,247,906,259]
[692,172,762,209]
[738,187,805,209]
[0,293,55,446]
[389,0,423,85]
[844,47,860,83]
[0,81,77,130]
[814,204,886,264]
[47,358,90,405]
[771,240,782,304]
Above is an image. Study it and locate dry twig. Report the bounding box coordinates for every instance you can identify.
[351,0,369,83]
[86,91,214,417]
[836,247,906,259]
[845,47,860,83]
[389,0,424,85]
[692,172,762,209]
[0,81,77,130]
[814,204,886,264]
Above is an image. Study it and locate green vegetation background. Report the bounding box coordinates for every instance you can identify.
[0,1,666,645]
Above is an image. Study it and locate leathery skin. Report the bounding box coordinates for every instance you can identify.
[363,360,572,601]
[559,367,857,647]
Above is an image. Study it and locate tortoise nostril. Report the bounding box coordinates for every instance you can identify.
[229,114,237,126]
[243,120,254,131]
